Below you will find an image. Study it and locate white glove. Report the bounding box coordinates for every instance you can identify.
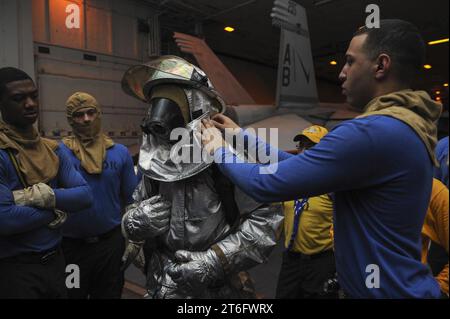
[13,182,55,209]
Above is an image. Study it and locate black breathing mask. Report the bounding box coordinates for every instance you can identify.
[141,98,186,142]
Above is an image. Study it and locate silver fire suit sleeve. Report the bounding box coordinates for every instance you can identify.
[132,176,153,202]
[121,176,158,272]
[121,179,161,271]
[121,203,145,271]
[211,188,284,275]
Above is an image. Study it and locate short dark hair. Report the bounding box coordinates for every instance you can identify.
[354,19,426,84]
[0,67,33,100]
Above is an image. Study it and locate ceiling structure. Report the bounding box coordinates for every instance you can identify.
[141,0,449,101]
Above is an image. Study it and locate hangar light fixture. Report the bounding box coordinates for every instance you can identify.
[224,26,235,32]
[423,64,433,70]
[428,38,449,46]
[330,60,337,65]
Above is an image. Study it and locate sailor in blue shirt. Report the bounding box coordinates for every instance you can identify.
[0,67,93,299]
[201,20,443,298]
[434,136,448,187]
[61,92,138,299]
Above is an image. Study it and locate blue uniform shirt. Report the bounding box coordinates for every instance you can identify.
[60,143,138,238]
[214,116,441,298]
[0,146,93,258]
[434,136,448,187]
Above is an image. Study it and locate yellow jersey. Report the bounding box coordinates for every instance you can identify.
[421,178,449,295]
[283,194,333,255]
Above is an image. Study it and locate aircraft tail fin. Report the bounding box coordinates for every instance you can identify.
[173,32,255,105]
[271,0,319,110]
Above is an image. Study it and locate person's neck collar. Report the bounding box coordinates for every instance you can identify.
[363,83,412,112]
[0,119,34,132]
[375,82,411,98]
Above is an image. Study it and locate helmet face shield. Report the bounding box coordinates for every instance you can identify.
[121,55,226,114]
[123,63,195,102]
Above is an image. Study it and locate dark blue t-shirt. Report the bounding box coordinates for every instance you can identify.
[0,146,92,258]
[434,136,448,187]
[60,143,138,238]
[214,115,441,298]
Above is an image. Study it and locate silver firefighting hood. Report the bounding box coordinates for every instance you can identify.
[138,110,212,182]
[122,56,226,182]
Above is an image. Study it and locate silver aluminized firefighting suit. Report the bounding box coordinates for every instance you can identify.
[120,56,283,299]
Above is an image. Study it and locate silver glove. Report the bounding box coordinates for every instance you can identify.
[167,249,224,295]
[121,195,171,242]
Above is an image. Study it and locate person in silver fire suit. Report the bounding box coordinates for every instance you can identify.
[120,55,283,299]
